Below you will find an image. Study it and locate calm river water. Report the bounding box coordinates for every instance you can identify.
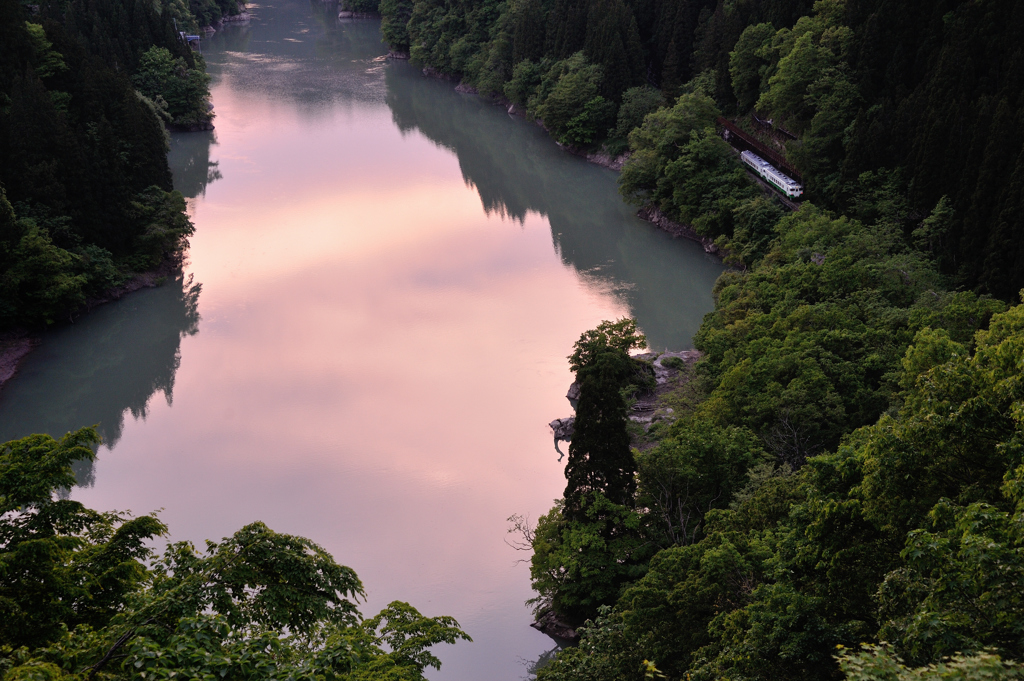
[0,4,724,678]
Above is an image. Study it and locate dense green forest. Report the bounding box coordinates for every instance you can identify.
[370,0,1024,678]
[0,0,218,328]
[0,428,469,680]
[379,0,1024,298]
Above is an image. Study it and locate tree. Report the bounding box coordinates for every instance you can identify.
[636,419,767,547]
[756,31,828,128]
[529,498,652,624]
[838,644,1024,681]
[567,318,647,373]
[131,46,212,127]
[379,0,414,53]
[0,428,471,680]
[563,348,637,517]
[729,23,775,113]
[529,52,612,145]
[0,190,87,326]
[606,85,662,154]
[524,320,654,624]
[0,428,162,649]
[563,319,649,518]
[619,92,743,228]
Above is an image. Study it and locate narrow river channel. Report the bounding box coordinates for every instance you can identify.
[0,3,725,678]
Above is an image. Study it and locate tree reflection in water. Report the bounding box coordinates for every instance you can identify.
[0,273,201,486]
[523,645,562,680]
[168,130,222,199]
[383,61,725,350]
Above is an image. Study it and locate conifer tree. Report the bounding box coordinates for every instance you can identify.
[562,320,647,521]
[563,350,636,519]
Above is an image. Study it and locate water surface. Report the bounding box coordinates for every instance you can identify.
[0,5,724,679]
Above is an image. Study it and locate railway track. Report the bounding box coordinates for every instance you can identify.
[726,148,802,211]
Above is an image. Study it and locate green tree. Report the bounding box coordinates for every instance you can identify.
[756,32,827,128]
[529,497,652,625]
[729,22,774,113]
[504,58,542,106]
[606,85,661,154]
[0,428,471,680]
[0,191,87,326]
[564,348,637,516]
[530,52,609,145]
[619,92,755,239]
[636,419,767,547]
[127,186,196,269]
[0,428,162,649]
[379,0,413,53]
[131,46,212,127]
[839,644,1024,681]
[534,607,638,681]
[563,319,649,518]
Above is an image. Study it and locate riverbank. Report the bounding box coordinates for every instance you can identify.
[0,333,38,389]
[0,252,186,394]
[420,61,739,263]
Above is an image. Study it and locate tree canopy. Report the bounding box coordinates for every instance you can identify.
[0,428,471,681]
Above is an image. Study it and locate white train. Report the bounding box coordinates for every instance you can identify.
[740,150,803,199]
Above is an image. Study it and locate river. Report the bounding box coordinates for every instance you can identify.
[0,3,724,678]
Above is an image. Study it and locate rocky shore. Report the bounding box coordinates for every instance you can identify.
[220,11,251,22]
[530,608,579,642]
[636,206,723,257]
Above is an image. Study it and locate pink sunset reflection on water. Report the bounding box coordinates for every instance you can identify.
[0,8,726,679]
[70,50,631,680]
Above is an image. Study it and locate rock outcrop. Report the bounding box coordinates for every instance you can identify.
[0,332,38,392]
[549,417,575,441]
[566,380,580,404]
[530,608,579,642]
[637,205,724,256]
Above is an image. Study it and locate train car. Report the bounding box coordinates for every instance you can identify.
[740,150,803,199]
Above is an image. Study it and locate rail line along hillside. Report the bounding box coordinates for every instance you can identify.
[717,117,803,208]
[741,151,803,199]
[717,117,801,179]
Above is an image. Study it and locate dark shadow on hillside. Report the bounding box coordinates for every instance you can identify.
[383,61,726,350]
[0,273,201,486]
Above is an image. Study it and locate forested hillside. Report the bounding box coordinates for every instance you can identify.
[380,0,1024,298]
[375,0,1024,678]
[0,0,214,328]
